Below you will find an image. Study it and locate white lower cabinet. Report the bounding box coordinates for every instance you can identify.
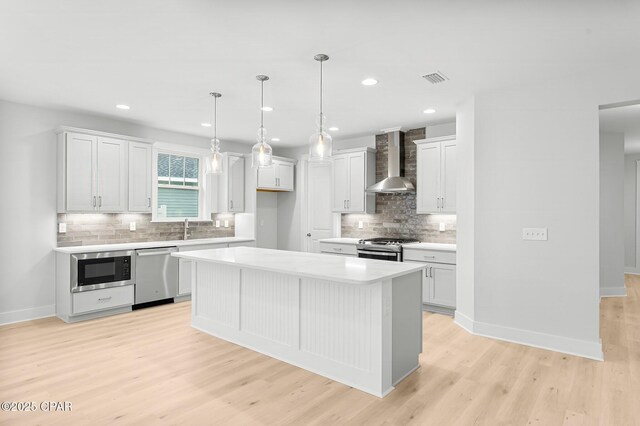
[72,286,134,315]
[319,242,357,256]
[405,249,456,314]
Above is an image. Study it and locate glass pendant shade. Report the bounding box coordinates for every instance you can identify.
[209,138,223,174]
[309,113,332,160]
[252,126,273,168]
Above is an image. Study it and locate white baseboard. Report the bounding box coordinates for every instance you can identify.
[600,286,627,298]
[0,305,55,326]
[624,267,640,275]
[454,313,603,361]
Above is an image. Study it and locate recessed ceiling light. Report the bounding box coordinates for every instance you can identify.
[271,138,280,142]
[329,127,339,131]
[116,104,130,110]
[423,108,437,114]
[201,122,212,127]
[361,78,378,86]
[261,106,273,111]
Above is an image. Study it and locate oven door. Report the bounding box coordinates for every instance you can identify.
[71,251,135,292]
[357,249,401,262]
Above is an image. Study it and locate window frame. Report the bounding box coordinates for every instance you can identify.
[151,143,211,223]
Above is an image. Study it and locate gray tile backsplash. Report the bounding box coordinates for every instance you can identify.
[57,213,235,247]
[341,127,457,243]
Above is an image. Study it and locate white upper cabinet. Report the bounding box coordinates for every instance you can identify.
[64,132,98,211]
[96,137,127,212]
[256,157,295,192]
[211,153,245,213]
[57,127,153,213]
[128,141,152,212]
[414,136,456,214]
[331,148,376,213]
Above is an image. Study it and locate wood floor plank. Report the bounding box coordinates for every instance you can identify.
[1,276,638,425]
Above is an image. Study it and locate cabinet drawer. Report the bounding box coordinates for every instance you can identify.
[319,242,357,256]
[403,248,456,264]
[72,286,134,315]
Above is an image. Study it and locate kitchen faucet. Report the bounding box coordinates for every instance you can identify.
[183,218,190,240]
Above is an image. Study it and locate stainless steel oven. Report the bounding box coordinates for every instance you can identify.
[357,249,402,262]
[71,250,135,293]
[356,237,419,262]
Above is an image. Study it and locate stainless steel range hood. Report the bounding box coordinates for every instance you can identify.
[366,130,415,193]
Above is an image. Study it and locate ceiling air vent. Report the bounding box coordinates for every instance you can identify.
[422,71,448,84]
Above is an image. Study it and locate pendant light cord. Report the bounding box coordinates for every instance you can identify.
[260,79,264,130]
[319,60,323,132]
[213,95,217,142]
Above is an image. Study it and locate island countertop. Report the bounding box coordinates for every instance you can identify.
[172,247,425,285]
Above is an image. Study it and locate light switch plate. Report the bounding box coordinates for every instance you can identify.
[523,228,548,241]
[358,221,363,229]
[215,220,220,228]
[439,223,446,232]
[224,220,229,228]
[58,223,66,233]
[129,222,136,231]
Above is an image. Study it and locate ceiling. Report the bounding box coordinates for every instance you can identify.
[600,103,640,153]
[1,0,639,147]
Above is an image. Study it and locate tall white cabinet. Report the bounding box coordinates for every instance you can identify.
[414,135,456,214]
[210,153,245,213]
[331,148,376,213]
[57,127,153,213]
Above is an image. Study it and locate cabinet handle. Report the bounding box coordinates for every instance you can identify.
[306,233,311,237]
[343,200,346,209]
[230,200,233,210]
[347,200,350,209]
[148,197,151,208]
[93,196,96,207]
[98,196,102,207]
[333,247,342,252]
[430,267,433,277]
[423,255,436,259]
[97,296,112,302]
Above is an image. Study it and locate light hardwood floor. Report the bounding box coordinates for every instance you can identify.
[1,276,639,426]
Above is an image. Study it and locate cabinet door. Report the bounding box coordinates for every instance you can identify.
[128,142,152,212]
[66,133,97,211]
[416,143,441,213]
[257,164,276,189]
[440,141,456,213]
[97,137,127,212]
[332,155,349,212]
[228,155,245,212]
[429,263,456,308]
[347,152,365,212]
[276,162,294,191]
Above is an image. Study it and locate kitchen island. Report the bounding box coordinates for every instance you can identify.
[172,247,426,397]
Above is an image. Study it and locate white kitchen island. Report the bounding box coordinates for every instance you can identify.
[172,247,426,397]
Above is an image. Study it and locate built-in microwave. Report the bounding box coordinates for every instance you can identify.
[71,250,135,293]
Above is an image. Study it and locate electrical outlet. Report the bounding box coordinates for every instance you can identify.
[439,223,446,232]
[58,223,66,233]
[224,220,229,228]
[522,228,548,241]
[215,220,220,228]
[129,222,136,231]
[358,221,363,229]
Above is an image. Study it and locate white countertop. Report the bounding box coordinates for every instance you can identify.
[173,247,426,285]
[318,238,361,245]
[403,242,456,252]
[54,237,255,254]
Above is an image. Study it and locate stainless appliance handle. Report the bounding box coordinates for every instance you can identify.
[137,250,175,257]
[357,250,398,257]
[98,296,112,302]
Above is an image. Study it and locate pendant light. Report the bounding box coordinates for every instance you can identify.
[309,54,332,161]
[208,92,223,174]
[252,75,273,168]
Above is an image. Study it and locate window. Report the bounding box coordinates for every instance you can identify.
[156,153,203,220]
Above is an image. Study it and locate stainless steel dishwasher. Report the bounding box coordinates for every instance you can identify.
[135,247,179,304]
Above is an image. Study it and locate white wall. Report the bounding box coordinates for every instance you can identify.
[624,153,640,272]
[274,146,307,251]
[0,99,250,324]
[599,132,626,296]
[454,68,640,360]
